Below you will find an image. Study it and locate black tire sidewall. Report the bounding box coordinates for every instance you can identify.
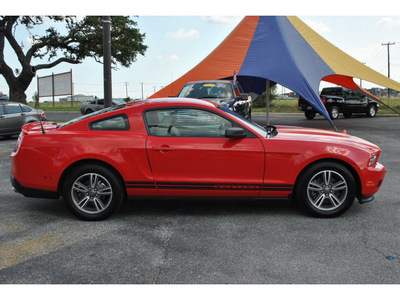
[297,162,356,218]
[62,164,124,221]
[329,106,339,119]
[367,105,376,117]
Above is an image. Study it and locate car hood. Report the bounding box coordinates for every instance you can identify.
[275,125,380,152]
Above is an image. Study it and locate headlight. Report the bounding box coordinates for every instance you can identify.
[368,153,379,167]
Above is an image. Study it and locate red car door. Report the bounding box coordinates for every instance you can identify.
[144,107,265,197]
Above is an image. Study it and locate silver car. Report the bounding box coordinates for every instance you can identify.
[80,98,126,115]
[0,101,46,138]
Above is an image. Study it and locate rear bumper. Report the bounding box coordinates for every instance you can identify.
[10,174,59,199]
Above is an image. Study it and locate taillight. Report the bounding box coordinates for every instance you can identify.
[321,97,326,104]
[13,132,24,153]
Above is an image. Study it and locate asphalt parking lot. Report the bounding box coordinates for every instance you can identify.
[0,113,399,284]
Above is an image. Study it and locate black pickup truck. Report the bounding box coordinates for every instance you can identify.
[298,87,379,119]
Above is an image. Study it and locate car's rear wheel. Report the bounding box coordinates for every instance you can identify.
[305,111,316,119]
[62,164,124,221]
[329,106,339,119]
[296,162,356,218]
[366,105,377,117]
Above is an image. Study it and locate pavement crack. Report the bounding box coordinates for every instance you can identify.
[152,213,178,284]
[361,223,398,262]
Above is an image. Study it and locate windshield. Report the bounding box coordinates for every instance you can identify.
[112,99,126,105]
[178,82,234,99]
[57,104,126,128]
[218,106,267,137]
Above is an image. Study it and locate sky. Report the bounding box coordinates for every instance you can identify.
[2,0,400,101]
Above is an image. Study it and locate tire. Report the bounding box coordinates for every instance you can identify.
[305,111,316,119]
[85,109,93,115]
[366,105,377,117]
[296,162,356,218]
[329,106,339,119]
[343,111,352,118]
[62,164,124,221]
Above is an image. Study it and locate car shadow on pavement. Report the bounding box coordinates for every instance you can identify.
[118,197,299,218]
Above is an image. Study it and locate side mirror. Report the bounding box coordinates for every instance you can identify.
[264,125,278,138]
[225,127,247,139]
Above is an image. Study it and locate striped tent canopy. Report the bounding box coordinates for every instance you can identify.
[149,16,400,125]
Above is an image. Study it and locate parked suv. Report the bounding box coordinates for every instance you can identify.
[298,87,379,119]
[176,80,252,120]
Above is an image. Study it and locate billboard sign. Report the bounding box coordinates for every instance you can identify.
[37,70,73,107]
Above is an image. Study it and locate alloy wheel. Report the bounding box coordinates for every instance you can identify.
[71,173,113,214]
[306,170,348,212]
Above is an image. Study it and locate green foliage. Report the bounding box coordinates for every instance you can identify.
[252,85,279,108]
[19,16,148,68]
[0,16,148,103]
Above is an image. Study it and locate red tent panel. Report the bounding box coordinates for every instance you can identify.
[149,16,260,98]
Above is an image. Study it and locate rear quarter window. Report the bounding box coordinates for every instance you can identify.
[89,114,130,131]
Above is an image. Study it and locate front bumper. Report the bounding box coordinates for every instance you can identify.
[360,162,386,202]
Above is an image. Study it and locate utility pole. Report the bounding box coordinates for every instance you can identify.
[360,62,366,87]
[141,83,144,100]
[103,16,112,107]
[125,82,129,98]
[381,42,395,98]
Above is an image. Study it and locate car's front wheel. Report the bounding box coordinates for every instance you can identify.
[62,164,124,221]
[296,162,356,217]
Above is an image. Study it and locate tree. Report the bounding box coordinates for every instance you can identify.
[252,85,279,108]
[0,16,148,103]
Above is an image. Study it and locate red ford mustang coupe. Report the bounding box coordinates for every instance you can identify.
[10,98,386,220]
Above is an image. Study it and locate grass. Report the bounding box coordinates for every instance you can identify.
[28,101,81,112]
[29,97,400,115]
[253,97,400,114]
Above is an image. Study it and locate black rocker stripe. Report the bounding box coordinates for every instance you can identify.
[126,181,156,189]
[261,184,293,191]
[125,181,293,191]
[157,182,261,190]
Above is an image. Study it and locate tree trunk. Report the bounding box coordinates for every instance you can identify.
[7,68,35,104]
[9,84,28,104]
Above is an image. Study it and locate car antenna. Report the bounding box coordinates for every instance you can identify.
[35,104,46,134]
[39,111,46,134]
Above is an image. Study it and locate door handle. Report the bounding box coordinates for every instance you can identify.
[152,145,174,152]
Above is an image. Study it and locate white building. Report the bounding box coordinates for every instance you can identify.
[59,94,94,102]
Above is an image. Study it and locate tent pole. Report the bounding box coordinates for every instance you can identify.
[266,79,270,126]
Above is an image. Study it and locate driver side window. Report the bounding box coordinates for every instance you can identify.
[145,108,233,137]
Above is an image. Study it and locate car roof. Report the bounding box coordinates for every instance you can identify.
[125,98,217,110]
[184,80,233,85]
